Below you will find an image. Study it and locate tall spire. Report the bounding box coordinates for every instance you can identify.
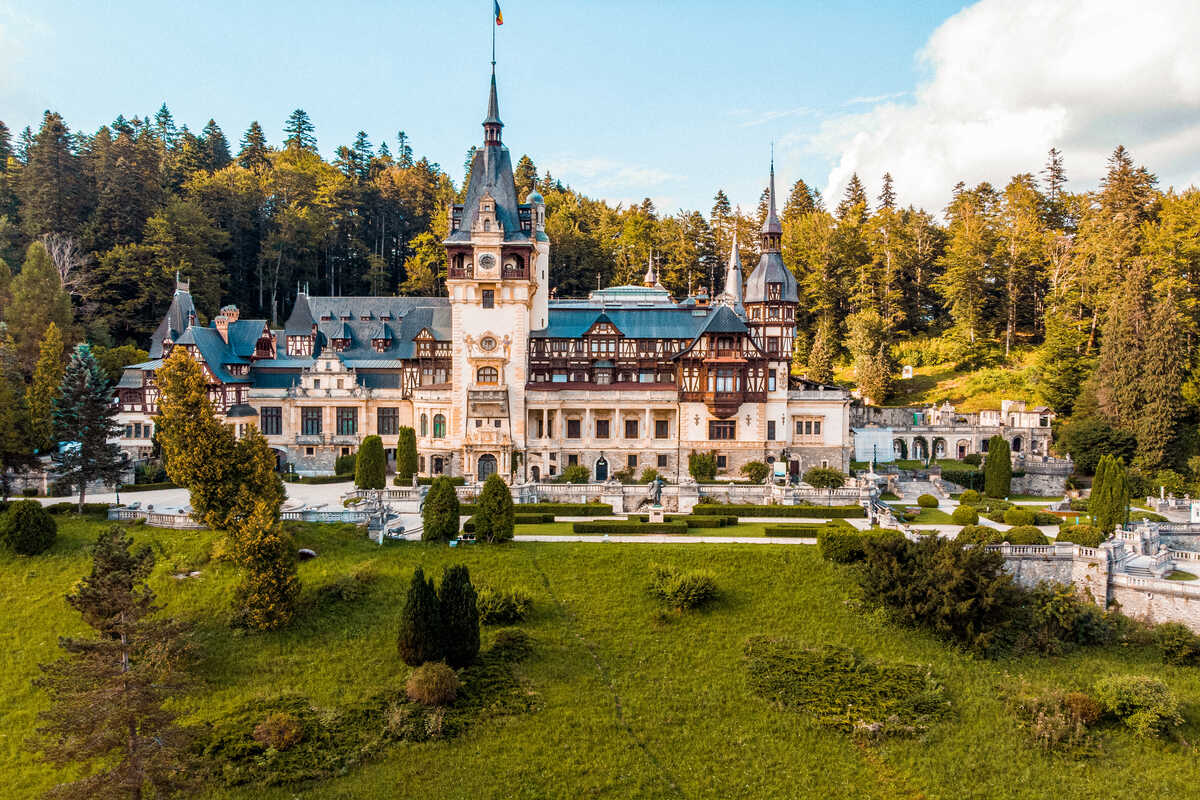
[483,65,503,146]
[643,252,657,287]
[719,238,745,317]
[760,154,782,253]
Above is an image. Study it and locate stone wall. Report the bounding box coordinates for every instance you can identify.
[1010,470,1068,496]
[1110,576,1200,630]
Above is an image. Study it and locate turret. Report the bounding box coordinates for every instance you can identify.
[717,239,745,318]
[744,158,798,358]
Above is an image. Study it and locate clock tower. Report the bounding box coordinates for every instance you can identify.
[444,66,550,482]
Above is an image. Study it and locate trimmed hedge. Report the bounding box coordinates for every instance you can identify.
[631,514,738,528]
[1055,524,1104,547]
[514,513,554,525]
[118,481,177,492]
[1003,508,1035,526]
[1004,525,1049,544]
[45,502,111,515]
[572,522,688,534]
[691,504,866,519]
[416,475,466,486]
[293,474,354,485]
[461,502,613,517]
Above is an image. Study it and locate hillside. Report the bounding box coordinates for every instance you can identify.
[4,517,1198,799]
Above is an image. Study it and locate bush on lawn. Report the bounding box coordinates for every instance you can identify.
[957,524,1002,545]
[406,662,460,707]
[917,494,939,508]
[0,499,57,555]
[959,489,981,505]
[951,505,979,525]
[1003,507,1035,526]
[252,712,304,751]
[438,565,479,668]
[477,585,534,625]
[1007,686,1102,752]
[422,476,461,543]
[1153,622,1200,666]
[1055,524,1104,548]
[648,563,718,610]
[397,566,443,667]
[473,474,514,543]
[818,526,904,563]
[1004,525,1048,544]
[1093,675,1183,738]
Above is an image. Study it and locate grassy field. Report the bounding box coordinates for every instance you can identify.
[4,515,1200,800]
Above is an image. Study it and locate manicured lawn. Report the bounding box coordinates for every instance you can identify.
[514,521,826,537]
[1166,570,1198,581]
[4,515,1200,799]
[1007,495,1065,502]
[888,505,956,525]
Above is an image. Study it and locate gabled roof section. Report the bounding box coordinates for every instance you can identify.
[226,319,269,358]
[585,313,622,336]
[744,251,799,303]
[149,285,197,358]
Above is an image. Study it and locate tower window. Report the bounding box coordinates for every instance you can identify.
[482,289,495,308]
[768,283,782,301]
[477,366,499,384]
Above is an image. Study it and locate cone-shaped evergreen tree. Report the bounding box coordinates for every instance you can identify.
[806,316,836,384]
[355,434,386,489]
[8,241,73,369]
[395,427,418,484]
[983,436,1012,498]
[1090,455,1130,533]
[473,473,514,543]
[52,344,125,512]
[27,321,64,452]
[237,121,271,172]
[33,526,194,797]
[232,499,300,631]
[438,565,479,668]
[422,476,460,542]
[398,566,443,667]
[1136,293,1185,470]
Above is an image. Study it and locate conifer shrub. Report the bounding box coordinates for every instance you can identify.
[477,586,534,625]
[1004,525,1048,545]
[422,476,460,542]
[917,493,939,508]
[253,712,304,751]
[438,565,480,668]
[647,563,718,610]
[951,505,979,525]
[355,435,386,489]
[334,451,356,476]
[405,662,460,707]
[962,453,982,466]
[473,474,514,543]
[395,427,418,484]
[398,566,443,667]
[1093,675,1183,738]
[1023,582,1113,654]
[1003,507,1035,526]
[983,436,1012,497]
[1055,524,1104,548]
[232,502,301,631]
[0,499,57,555]
[817,526,903,563]
[959,489,981,505]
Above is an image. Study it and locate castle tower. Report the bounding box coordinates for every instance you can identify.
[443,66,550,482]
[716,238,746,318]
[743,159,797,361]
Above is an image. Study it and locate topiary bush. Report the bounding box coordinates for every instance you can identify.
[334,451,357,476]
[1004,525,1048,545]
[1003,507,1035,526]
[958,489,981,505]
[1056,524,1104,548]
[395,426,418,484]
[355,435,386,489]
[438,565,479,668]
[397,566,443,667]
[477,585,533,625]
[956,524,1002,545]
[473,474,514,543]
[951,505,979,525]
[422,476,460,542]
[406,662,460,707]
[984,436,1012,497]
[252,712,304,751]
[647,563,718,610]
[1093,674,1183,738]
[917,494,939,508]
[0,499,57,555]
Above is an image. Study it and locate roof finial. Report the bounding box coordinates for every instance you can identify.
[483,64,503,146]
[644,251,657,287]
[761,149,782,241]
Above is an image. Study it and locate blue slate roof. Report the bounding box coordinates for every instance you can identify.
[149,287,196,358]
[446,145,529,244]
[174,327,251,383]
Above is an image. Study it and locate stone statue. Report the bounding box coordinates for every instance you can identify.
[650,476,663,506]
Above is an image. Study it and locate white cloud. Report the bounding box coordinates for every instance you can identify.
[807,0,1200,212]
[732,106,816,128]
[541,155,678,201]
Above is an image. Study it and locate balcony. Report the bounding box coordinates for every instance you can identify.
[501,263,529,280]
[296,434,325,445]
[703,391,743,419]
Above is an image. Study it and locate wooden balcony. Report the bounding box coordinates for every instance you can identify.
[703,391,744,419]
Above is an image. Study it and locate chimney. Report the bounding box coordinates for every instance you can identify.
[214,313,230,343]
[221,304,240,323]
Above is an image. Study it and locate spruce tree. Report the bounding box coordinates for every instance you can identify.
[1093,265,1149,431]
[397,566,443,667]
[877,172,896,210]
[836,173,868,218]
[200,119,232,171]
[395,426,418,484]
[1034,312,1089,414]
[32,526,193,798]
[514,154,538,201]
[395,130,414,168]
[232,499,300,631]
[422,476,461,542]
[1136,294,1184,470]
[52,344,125,512]
[473,473,514,543]
[283,109,317,152]
[17,111,89,239]
[983,436,1012,498]
[237,121,271,172]
[806,315,836,384]
[355,434,386,489]
[438,565,480,668]
[26,321,64,452]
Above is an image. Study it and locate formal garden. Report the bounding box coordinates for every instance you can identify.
[2,501,1199,800]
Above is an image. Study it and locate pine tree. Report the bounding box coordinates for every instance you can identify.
[200,119,232,171]
[17,111,89,239]
[283,109,317,152]
[438,565,480,668]
[8,241,73,369]
[397,566,443,667]
[0,331,34,498]
[1034,311,1089,414]
[806,315,836,384]
[422,476,460,542]
[32,526,193,798]
[232,499,300,631]
[878,172,896,210]
[355,434,386,489]
[996,174,1047,356]
[1093,265,1149,431]
[153,103,178,149]
[237,121,271,172]
[984,435,1012,498]
[351,131,373,180]
[937,183,998,345]
[782,179,816,225]
[473,473,514,543]
[27,322,64,452]
[836,173,867,218]
[1136,293,1185,470]
[396,131,414,168]
[1041,147,1068,230]
[232,426,285,525]
[846,310,893,404]
[52,344,125,512]
[395,427,418,485]
[154,347,239,528]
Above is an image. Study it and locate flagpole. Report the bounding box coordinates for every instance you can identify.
[491,1,496,67]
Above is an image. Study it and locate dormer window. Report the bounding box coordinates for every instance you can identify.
[372,339,388,353]
[332,338,350,352]
[768,283,782,301]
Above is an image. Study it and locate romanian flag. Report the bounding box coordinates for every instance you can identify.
[494,0,503,25]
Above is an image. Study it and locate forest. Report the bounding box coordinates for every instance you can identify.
[0,106,1197,482]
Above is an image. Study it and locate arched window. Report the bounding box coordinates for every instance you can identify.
[433,414,446,438]
[477,366,499,384]
[419,413,428,437]
[418,455,425,473]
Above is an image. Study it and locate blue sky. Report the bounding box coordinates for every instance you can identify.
[3,1,1199,214]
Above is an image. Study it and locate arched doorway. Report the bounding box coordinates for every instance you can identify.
[595,456,608,482]
[1011,436,1022,453]
[531,465,540,481]
[477,453,498,482]
[956,439,971,459]
[893,439,908,460]
[912,437,928,461]
[933,438,946,458]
